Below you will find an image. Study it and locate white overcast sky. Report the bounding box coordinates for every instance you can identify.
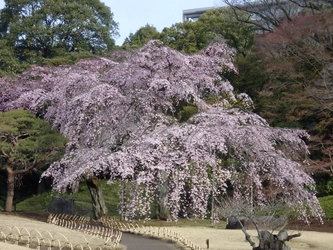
[0,1,222,45]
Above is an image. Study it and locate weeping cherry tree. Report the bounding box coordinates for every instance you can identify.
[0,40,323,222]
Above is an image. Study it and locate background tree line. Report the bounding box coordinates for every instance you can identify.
[121,0,333,196]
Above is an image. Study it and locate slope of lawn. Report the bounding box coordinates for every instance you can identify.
[15,180,121,217]
[318,195,333,219]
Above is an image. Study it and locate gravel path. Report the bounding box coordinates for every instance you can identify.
[121,233,179,250]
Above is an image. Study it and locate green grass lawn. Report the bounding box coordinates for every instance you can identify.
[9,180,229,228]
[14,180,121,217]
[318,195,333,219]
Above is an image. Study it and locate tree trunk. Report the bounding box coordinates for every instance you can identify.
[5,171,15,212]
[5,163,37,212]
[155,171,171,220]
[86,176,108,219]
[38,178,46,194]
[257,230,293,250]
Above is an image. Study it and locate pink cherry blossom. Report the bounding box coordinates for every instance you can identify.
[0,41,323,221]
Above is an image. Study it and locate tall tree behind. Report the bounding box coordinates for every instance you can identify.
[161,21,204,54]
[222,0,332,32]
[197,7,254,56]
[0,0,119,63]
[122,24,161,49]
[0,39,29,77]
[0,109,68,212]
[160,7,254,55]
[255,10,333,183]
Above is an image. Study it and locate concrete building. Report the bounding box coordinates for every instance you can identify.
[182,7,214,22]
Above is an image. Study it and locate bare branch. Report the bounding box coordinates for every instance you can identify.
[232,215,257,247]
[222,0,331,31]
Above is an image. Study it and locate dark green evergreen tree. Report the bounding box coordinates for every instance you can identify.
[0,109,68,212]
[0,0,119,63]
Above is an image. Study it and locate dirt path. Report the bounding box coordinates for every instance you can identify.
[121,233,179,250]
[1,213,332,250]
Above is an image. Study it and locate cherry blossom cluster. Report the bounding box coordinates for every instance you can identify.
[0,40,323,221]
